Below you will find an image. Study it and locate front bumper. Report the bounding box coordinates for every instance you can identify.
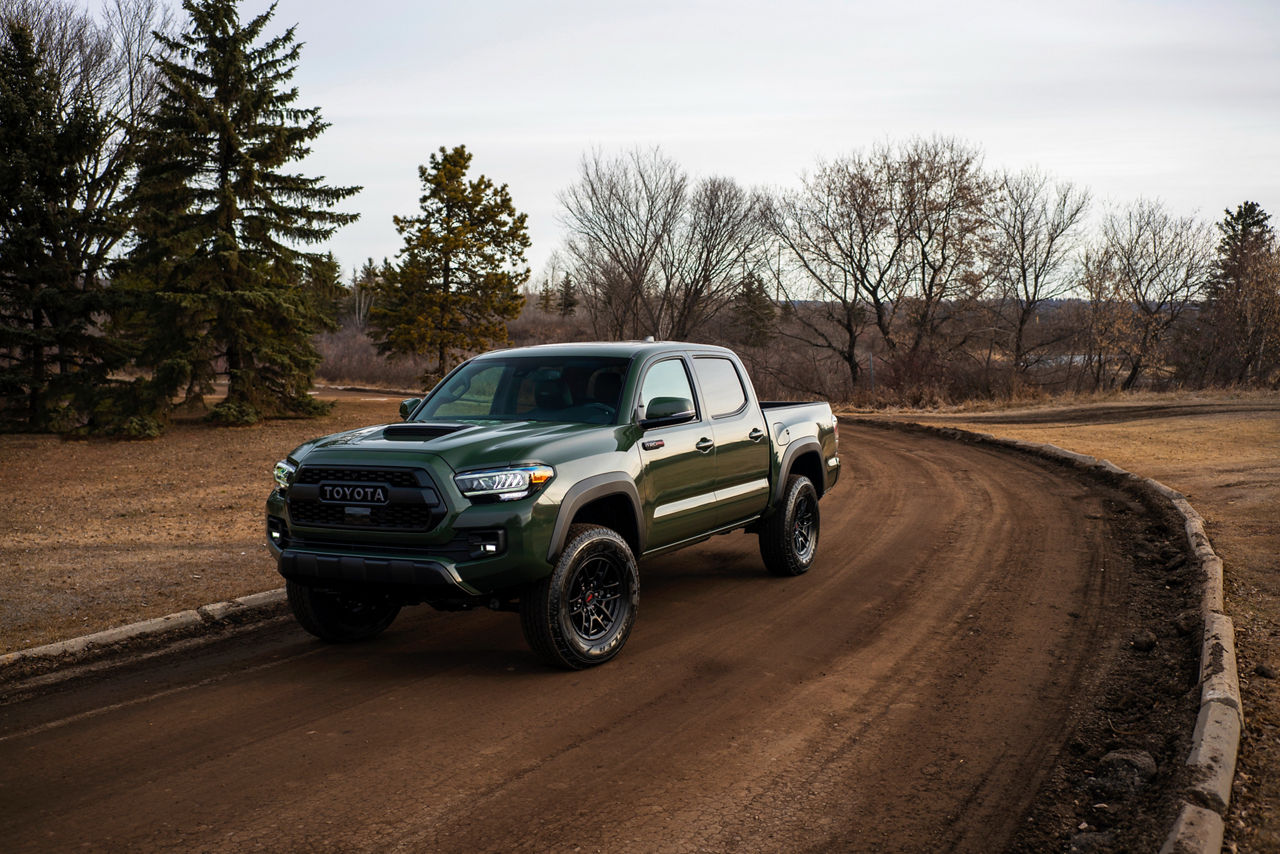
[266,484,556,598]
[277,548,467,595]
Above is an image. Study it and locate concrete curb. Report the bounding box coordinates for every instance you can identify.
[1159,804,1224,854]
[841,416,1241,854]
[0,588,287,681]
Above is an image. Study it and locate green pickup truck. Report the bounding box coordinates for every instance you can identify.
[266,341,840,668]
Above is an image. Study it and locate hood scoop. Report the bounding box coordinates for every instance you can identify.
[381,422,468,441]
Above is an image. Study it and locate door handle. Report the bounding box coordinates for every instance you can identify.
[696,437,715,454]
[748,428,765,442]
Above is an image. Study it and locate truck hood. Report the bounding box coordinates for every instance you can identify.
[289,419,628,473]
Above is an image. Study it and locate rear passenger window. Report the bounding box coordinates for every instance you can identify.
[694,357,747,417]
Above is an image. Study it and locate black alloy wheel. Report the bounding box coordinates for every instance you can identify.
[791,490,817,563]
[565,551,627,642]
[759,474,820,577]
[521,524,640,669]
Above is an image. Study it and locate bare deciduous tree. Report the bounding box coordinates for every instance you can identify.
[548,137,1269,403]
[987,169,1090,379]
[1075,244,1128,390]
[559,148,684,338]
[1092,199,1215,389]
[559,148,764,340]
[657,176,765,339]
[766,137,992,390]
[763,144,910,388]
[3,0,172,242]
[897,136,993,365]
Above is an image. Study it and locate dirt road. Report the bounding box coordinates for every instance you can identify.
[0,426,1159,852]
[910,398,1278,851]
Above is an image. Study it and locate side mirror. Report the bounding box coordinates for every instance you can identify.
[399,398,422,421]
[639,396,696,430]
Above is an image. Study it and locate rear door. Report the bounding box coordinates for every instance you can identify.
[692,355,771,528]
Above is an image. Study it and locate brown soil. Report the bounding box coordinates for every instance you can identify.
[896,396,1280,853]
[0,421,1195,852]
[0,391,409,653]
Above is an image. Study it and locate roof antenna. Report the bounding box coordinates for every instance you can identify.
[644,335,655,343]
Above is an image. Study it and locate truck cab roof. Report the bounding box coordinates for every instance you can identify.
[472,340,740,362]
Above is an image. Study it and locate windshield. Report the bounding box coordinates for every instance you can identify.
[416,355,632,425]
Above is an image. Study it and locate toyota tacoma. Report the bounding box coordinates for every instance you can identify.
[266,341,840,669]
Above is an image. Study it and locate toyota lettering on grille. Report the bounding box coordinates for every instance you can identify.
[318,482,389,505]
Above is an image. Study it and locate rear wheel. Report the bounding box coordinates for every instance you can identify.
[759,474,820,576]
[520,524,639,670]
[286,581,400,643]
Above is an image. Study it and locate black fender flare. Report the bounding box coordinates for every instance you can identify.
[772,437,823,505]
[547,472,645,562]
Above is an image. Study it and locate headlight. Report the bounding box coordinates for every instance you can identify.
[454,465,554,502]
[274,459,297,489]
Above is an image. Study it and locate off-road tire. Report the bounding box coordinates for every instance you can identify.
[520,524,640,670]
[286,581,401,643]
[759,474,820,577]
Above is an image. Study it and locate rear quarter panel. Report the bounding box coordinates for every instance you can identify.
[761,402,840,499]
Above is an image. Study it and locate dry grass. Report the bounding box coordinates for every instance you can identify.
[0,393,404,654]
[865,395,1280,852]
[862,386,1280,416]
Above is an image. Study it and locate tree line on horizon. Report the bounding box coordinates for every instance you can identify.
[544,144,1280,404]
[3,0,1278,439]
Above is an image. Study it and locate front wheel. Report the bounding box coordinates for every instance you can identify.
[286,581,401,643]
[520,524,640,670]
[759,474,820,576]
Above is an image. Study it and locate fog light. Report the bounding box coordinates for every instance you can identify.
[466,530,506,560]
[267,517,287,545]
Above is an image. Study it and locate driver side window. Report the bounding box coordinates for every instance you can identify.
[640,358,696,414]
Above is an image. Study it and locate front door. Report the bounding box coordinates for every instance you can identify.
[636,357,718,550]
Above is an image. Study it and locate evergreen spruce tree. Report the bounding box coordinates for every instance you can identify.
[370,145,528,384]
[1203,202,1280,384]
[537,278,555,313]
[0,21,126,432]
[122,0,359,425]
[556,272,578,317]
[731,274,776,345]
[300,251,344,331]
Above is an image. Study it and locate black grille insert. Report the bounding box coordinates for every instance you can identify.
[295,467,420,488]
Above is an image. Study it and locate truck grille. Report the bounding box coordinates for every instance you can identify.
[287,465,444,532]
[294,467,420,488]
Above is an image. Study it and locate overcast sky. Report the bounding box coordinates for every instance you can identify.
[141,0,1280,282]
